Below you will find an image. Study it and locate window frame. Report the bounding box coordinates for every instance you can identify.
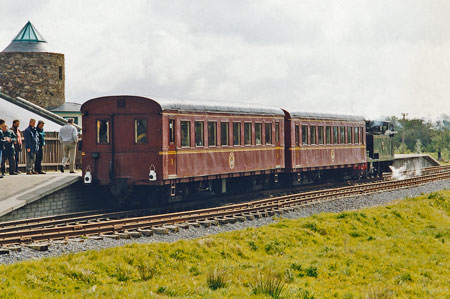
[207,121,217,147]
[302,125,308,145]
[318,126,324,145]
[244,122,253,145]
[295,124,300,146]
[333,126,338,144]
[96,119,110,144]
[194,121,204,147]
[255,123,262,145]
[347,127,352,144]
[360,126,364,144]
[169,119,175,144]
[233,122,241,146]
[265,122,272,145]
[220,122,229,146]
[275,122,280,143]
[310,125,317,145]
[180,120,191,148]
[326,126,331,144]
[355,127,360,144]
[340,126,346,144]
[134,119,148,144]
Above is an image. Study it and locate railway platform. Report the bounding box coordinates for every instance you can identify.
[394,154,440,169]
[0,172,81,219]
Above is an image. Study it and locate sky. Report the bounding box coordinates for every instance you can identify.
[0,0,449,120]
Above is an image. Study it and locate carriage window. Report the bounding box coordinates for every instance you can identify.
[134,119,148,144]
[208,122,217,147]
[169,119,175,144]
[244,123,252,145]
[265,123,272,144]
[302,125,308,145]
[360,127,364,144]
[221,122,229,146]
[333,126,338,144]
[355,127,360,144]
[310,126,316,144]
[340,127,345,144]
[275,122,280,142]
[195,121,204,146]
[233,122,241,145]
[347,127,352,144]
[255,123,262,145]
[326,126,331,144]
[96,120,109,144]
[181,121,190,147]
[318,126,324,144]
[295,125,299,146]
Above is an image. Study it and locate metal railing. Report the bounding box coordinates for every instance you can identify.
[14,132,82,171]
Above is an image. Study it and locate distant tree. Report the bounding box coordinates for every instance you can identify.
[431,118,450,161]
[386,117,433,152]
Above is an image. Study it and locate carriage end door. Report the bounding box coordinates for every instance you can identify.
[168,119,177,176]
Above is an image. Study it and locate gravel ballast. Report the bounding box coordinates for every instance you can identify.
[1,179,449,265]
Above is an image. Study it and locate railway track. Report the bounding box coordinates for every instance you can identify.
[1,165,443,233]
[0,166,449,247]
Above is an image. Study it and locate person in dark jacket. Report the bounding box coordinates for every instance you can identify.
[1,123,17,176]
[10,120,22,174]
[23,119,39,175]
[0,119,5,178]
[35,120,46,174]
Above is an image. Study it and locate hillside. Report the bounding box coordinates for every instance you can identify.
[0,190,449,298]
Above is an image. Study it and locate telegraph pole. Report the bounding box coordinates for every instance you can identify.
[401,113,408,154]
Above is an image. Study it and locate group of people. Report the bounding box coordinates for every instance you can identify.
[0,118,79,178]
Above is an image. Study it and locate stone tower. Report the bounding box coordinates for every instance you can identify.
[0,21,65,109]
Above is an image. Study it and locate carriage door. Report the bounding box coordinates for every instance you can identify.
[168,119,177,176]
[275,121,281,167]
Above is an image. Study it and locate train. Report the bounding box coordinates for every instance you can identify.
[80,95,395,206]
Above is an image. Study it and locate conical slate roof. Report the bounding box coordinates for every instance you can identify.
[2,21,52,53]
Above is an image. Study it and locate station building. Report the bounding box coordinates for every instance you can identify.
[0,21,65,110]
[0,21,83,131]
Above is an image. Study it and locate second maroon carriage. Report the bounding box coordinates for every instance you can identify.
[283,110,367,183]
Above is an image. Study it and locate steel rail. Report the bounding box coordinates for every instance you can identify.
[0,169,449,245]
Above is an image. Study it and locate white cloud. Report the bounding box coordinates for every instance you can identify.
[0,0,449,120]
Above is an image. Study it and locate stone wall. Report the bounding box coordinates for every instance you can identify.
[0,52,65,109]
[0,181,103,222]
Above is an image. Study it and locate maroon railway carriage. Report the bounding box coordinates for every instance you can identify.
[81,95,285,202]
[283,111,366,183]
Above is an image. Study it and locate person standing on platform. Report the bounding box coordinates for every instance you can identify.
[1,122,17,176]
[59,119,78,173]
[10,120,22,174]
[0,119,5,179]
[35,120,46,174]
[23,119,39,175]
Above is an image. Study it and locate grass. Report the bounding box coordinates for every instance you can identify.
[250,272,285,298]
[207,268,227,290]
[0,190,450,298]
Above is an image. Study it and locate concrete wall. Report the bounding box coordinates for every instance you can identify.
[0,52,65,109]
[0,181,103,222]
[393,155,440,170]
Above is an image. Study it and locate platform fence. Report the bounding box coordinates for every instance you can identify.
[12,132,82,172]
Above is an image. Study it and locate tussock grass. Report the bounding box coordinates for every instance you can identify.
[0,190,450,298]
[206,268,227,290]
[250,272,285,298]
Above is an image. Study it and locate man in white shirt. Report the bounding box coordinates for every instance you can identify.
[59,119,78,173]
